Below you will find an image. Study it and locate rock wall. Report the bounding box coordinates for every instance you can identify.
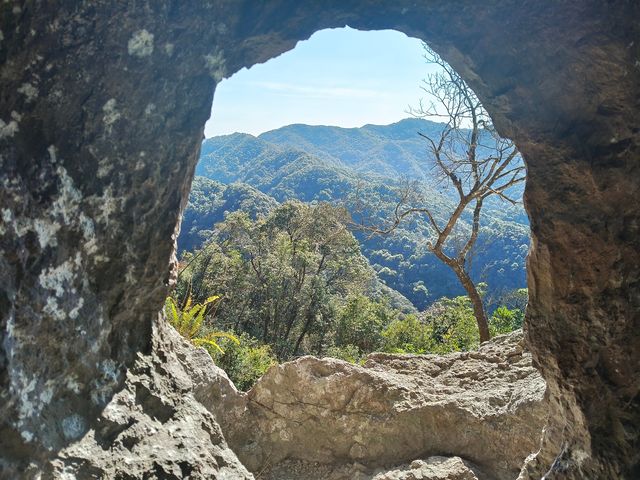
[0,2,221,474]
[207,331,547,480]
[1,1,639,478]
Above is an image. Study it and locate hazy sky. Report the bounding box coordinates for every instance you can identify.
[204,27,442,138]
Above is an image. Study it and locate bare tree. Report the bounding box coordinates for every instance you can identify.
[357,45,526,342]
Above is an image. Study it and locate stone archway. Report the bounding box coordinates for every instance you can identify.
[1,1,638,478]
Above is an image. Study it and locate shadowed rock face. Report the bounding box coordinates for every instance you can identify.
[0,1,639,478]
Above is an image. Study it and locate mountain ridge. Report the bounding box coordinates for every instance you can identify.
[185,118,529,309]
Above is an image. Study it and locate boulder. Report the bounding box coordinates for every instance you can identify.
[256,456,482,480]
[212,331,546,480]
[372,457,482,480]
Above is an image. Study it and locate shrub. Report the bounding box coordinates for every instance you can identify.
[489,305,524,335]
[211,333,277,391]
[334,295,397,352]
[325,344,363,364]
[423,296,479,353]
[381,315,434,354]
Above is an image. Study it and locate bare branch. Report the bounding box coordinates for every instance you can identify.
[362,43,526,342]
[458,198,483,264]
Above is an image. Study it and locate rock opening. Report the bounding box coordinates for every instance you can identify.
[1,2,639,478]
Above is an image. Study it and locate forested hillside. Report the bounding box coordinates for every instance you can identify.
[259,118,444,180]
[170,118,531,388]
[184,118,529,309]
[179,177,277,253]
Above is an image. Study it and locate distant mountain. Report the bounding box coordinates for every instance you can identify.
[184,119,530,309]
[259,118,444,181]
[196,133,357,203]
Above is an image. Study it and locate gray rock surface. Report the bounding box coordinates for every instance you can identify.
[372,457,481,480]
[45,321,252,479]
[213,331,546,480]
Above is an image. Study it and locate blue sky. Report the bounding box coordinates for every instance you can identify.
[204,27,442,137]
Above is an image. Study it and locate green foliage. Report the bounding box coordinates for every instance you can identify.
[178,177,277,254]
[489,305,524,336]
[172,98,533,389]
[186,119,529,309]
[497,288,528,312]
[335,295,398,352]
[211,333,277,391]
[381,315,434,354]
[176,201,372,360]
[170,266,524,391]
[380,296,484,355]
[341,291,525,358]
[412,281,429,298]
[164,294,239,354]
[325,344,364,364]
[423,297,480,353]
[165,294,217,339]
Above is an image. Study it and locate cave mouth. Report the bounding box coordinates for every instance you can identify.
[171,26,530,391]
[172,29,537,478]
[3,3,637,478]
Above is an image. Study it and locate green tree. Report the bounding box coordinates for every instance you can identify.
[498,287,528,312]
[489,305,524,336]
[334,295,398,353]
[381,315,434,354]
[325,344,363,364]
[423,296,480,353]
[211,333,277,391]
[177,201,372,360]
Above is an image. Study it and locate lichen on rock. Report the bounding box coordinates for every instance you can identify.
[127,29,154,58]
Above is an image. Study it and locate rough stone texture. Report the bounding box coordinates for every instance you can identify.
[1,1,640,478]
[371,457,481,480]
[9,321,252,479]
[257,456,482,480]
[210,331,546,480]
[0,2,223,474]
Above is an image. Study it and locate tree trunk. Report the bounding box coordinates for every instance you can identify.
[293,301,317,356]
[455,267,491,342]
[432,248,491,342]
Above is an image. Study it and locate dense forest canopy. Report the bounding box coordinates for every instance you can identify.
[174,200,525,389]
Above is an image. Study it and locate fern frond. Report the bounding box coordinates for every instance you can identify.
[204,331,240,345]
[164,294,235,355]
[203,295,221,305]
[193,338,225,354]
[165,297,179,326]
